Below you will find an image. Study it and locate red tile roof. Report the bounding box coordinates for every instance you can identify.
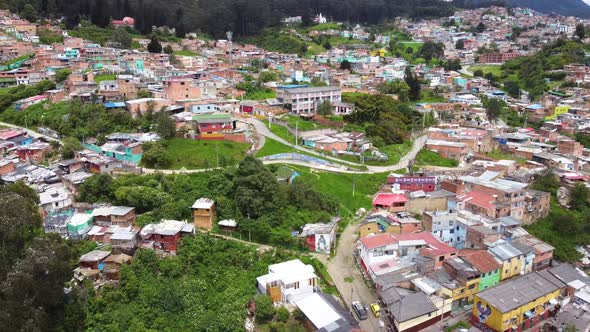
[372,193,407,207]
[459,249,501,273]
[359,234,396,250]
[457,190,495,210]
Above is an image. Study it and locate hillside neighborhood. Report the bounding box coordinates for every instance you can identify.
[2,3,590,332]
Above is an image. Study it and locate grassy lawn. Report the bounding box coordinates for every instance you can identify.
[173,50,198,56]
[256,138,295,157]
[289,164,388,216]
[244,89,276,100]
[264,120,297,143]
[418,90,446,103]
[305,43,326,57]
[416,149,458,167]
[94,74,116,82]
[486,149,527,165]
[371,141,413,166]
[469,64,503,77]
[1,54,33,66]
[307,22,341,31]
[445,321,471,332]
[164,138,250,169]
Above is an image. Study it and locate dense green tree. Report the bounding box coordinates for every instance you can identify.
[504,80,520,99]
[154,113,176,139]
[77,174,114,203]
[482,96,503,122]
[418,41,444,61]
[575,23,586,40]
[340,59,351,70]
[61,137,83,159]
[55,69,71,82]
[569,183,590,211]
[377,80,410,102]
[21,4,37,22]
[476,22,486,33]
[147,36,162,53]
[163,45,174,54]
[233,157,283,219]
[530,170,559,194]
[255,295,275,323]
[316,100,333,116]
[141,142,173,168]
[0,186,41,279]
[455,39,465,50]
[111,26,132,49]
[404,67,421,101]
[473,69,484,77]
[0,235,78,331]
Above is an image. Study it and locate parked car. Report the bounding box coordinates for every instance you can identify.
[370,303,381,317]
[352,301,368,320]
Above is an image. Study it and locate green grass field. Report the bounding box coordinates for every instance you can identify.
[94,74,116,82]
[244,89,276,100]
[416,149,458,167]
[173,50,198,56]
[469,64,503,77]
[165,138,250,169]
[486,149,527,165]
[256,138,295,157]
[289,164,388,216]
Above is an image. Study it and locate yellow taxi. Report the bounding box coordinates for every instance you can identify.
[370,303,381,318]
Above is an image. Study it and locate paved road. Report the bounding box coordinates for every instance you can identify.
[459,65,473,77]
[241,117,361,166]
[0,121,62,143]
[328,218,384,331]
[243,117,428,174]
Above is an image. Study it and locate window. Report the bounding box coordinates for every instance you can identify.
[450,229,455,234]
[294,282,300,289]
[468,284,476,290]
[439,256,444,261]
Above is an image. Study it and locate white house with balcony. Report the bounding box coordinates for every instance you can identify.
[256,259,319,305]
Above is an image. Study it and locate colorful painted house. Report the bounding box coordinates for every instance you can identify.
[472,272,562,332]
[372,193,408,212]
[488,242,525,281]
[84,142,143,164]
[193,113,236,139]
[460,250,502,291]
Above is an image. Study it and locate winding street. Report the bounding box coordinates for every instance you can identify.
[243,117,428,174]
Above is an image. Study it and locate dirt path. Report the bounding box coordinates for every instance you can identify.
[327,219,383,331]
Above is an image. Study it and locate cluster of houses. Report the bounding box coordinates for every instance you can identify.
[60,198,217,285]
[345,141,590,331]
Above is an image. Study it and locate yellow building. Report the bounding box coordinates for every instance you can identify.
[370,48,386,57]
[430,258,481,311]
[358,214,401,238]
[488,243,524,281]
[472,272,562,332]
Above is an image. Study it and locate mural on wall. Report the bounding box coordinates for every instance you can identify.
[476,302,492,322]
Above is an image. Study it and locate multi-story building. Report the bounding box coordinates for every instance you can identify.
[477,52,520,64]
[472,272,562,332]
[422,210,469,249]
[277,86,341,116]
[460,249,502,291]
[460,171,528,220]
[488,242,525,281]
[256,259,319,305]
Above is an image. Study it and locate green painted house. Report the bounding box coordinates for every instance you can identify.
[461,250,502,291]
